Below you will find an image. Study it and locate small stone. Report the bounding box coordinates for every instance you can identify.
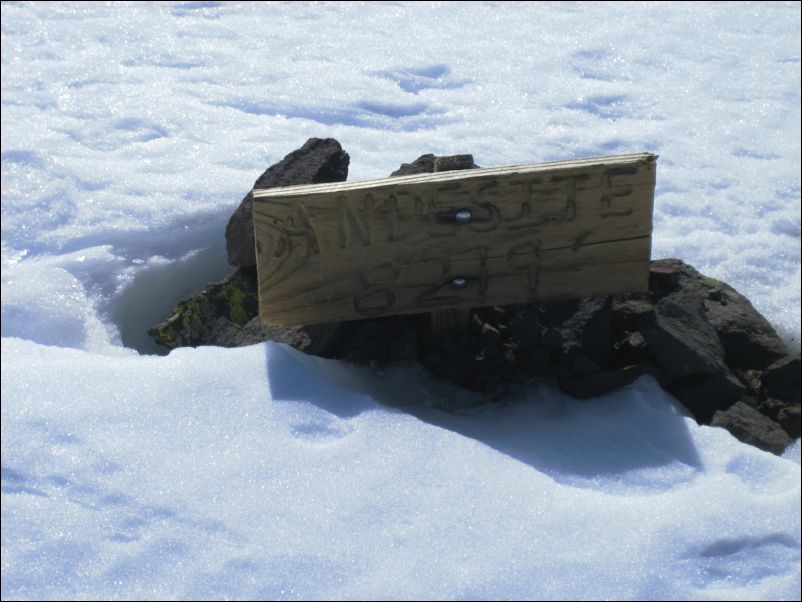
[732,368,763,398]
[648,260,683,298]
[612,331,652,366]
[712,401,792,455]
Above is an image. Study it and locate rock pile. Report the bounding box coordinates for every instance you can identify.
[150,138,800,455]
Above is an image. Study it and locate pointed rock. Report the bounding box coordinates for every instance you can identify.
[225,138,349,268]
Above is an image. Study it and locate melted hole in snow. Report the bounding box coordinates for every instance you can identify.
[106,231,233,356]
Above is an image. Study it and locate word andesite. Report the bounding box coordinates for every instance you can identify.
[252,153,657,325]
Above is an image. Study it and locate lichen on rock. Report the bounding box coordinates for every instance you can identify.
[149,267,260,349]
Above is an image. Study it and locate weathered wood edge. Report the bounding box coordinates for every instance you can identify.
[251,152,657,200]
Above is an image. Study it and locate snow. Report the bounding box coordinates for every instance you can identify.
[3,339,800,600]
[1,2,800,600]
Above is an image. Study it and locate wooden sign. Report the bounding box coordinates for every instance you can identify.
[252,153,656,325]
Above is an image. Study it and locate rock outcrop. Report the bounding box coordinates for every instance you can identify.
[151,142,800,455]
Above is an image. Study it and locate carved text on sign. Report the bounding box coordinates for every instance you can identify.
[252,153,656,325]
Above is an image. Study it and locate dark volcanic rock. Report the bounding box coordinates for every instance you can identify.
[434,154,479,172]
[640,292,726,379]
[648,259,788,369]
[611,331,652,366]
[225,138,350,268]
[612,295,653,333]
[390,153,479,177]
[571,355,601,377]
[558,366,642,399]
[541,297,613,369]
[148,267,345,356]
[712,401,792,455]
[648,260,684,299]
[703,281,789,370]
[732,368,763,398]
[777,404,801,439]
[390,153,436,176]
[672,370,746,422]
[149,268,259,349]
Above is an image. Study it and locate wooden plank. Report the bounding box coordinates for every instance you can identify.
[253,153,656,325]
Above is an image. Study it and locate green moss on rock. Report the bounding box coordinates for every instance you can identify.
[149,267,259,350]
[220,280,253,326]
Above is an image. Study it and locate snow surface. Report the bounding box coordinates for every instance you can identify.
[1,2,800,600]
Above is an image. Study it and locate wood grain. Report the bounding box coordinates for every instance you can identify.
[252,153,657,325]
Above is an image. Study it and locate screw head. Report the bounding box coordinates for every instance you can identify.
[451,277,468,289]
[454,208,472,224]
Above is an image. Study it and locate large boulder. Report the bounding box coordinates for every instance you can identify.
[647,259,788,369]
[637,260,794,429]
[225,138,350,268]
